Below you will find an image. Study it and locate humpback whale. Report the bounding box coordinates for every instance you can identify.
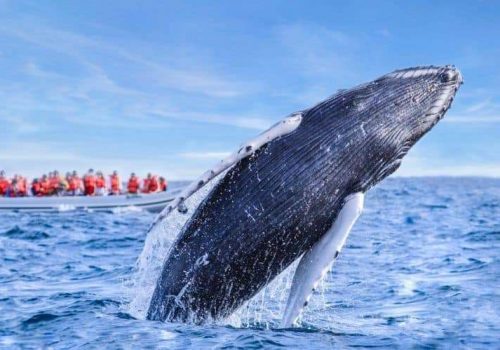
[146,66,463,326]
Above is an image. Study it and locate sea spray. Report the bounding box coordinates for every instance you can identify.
[125,169,334,326]
[125,172,227,319]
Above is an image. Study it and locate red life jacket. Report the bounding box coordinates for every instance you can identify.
[8,183,16,197]
[159,180,167,192]
[127,176,140,194]
[68,177,78,191]
[142,178,151,193]
[83,175,96,195]
[0,178,9,196]
[148,176,159,193]
[32,182,42,196]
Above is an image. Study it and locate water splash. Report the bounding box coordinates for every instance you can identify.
[126,167,336,328]
[125,172,227,319]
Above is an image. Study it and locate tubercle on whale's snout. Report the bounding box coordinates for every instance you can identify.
[400,66,463,146]
[425,67,463,122]
[387,64,463,84]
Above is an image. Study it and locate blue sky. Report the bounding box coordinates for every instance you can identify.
[0,0,499,179]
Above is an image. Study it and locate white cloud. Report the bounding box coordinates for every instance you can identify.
[0,140,202,180]
[146,108,271,130]
[465,99,493,113]
[0,20,252,99]
[0,142,78,161]
[2,115,41,133]
[0,19,272,134]
[397,150,499,178]
[396,163,500,177]
[445,97,500,123]
[445,115,500,123]
[179,151,231,160]
[274,23,357,79]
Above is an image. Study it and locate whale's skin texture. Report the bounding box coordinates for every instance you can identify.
[147,66,463,323]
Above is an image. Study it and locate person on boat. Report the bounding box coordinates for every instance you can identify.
[68,171,82,196]
[31,178,43,196]
[83,169,96,196]
[142,173,158,193]
[159,177,168,192]
[95,171,106,196]
[141,175,150,193]
[49,171,61,196]
[127,173,140,194]
[148,174,159,193]
[45,172,53,196]
[67,172,75,195]
[16,175,28,197]
[6,175,26,197]
[0,171,10,197]
[109,171,121,195]
[74,171,83,195]
[40,174,51,196]
[55,172,68,196]
[6,177,18,197]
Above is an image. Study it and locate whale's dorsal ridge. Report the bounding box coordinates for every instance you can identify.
[147,111,304,230]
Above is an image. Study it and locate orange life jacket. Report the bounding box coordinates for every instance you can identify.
[41,180,51,196]
[17,178,27,196]
[23,178,28,194]
[96,176,106,189]
[110,175,120,193]
[50,177,59,191]
[75,177,82,190]
[68,177,78,191]
[127,177,140,194]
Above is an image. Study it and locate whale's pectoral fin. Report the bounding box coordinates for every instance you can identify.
[281,192,364,328]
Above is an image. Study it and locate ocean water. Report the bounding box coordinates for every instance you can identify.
[1,177,499,349]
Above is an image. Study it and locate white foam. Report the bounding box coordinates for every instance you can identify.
[222,260,300,328]
[57,204,76,212]
[111,206,143,214]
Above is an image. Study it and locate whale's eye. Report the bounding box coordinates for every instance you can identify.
[439,71,453,83]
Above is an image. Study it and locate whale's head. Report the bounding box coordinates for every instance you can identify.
[361,65,462,189]
[376,65,463,141]
[308,65,463,191]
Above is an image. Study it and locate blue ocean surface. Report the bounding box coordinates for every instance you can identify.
[1,178,499,349]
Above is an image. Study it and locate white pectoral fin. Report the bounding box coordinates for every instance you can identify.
[281,192,364,328]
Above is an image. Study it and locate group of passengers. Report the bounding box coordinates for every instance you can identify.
[0,170,167,198]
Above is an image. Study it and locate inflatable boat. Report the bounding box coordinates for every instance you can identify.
[0,190,181,213]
